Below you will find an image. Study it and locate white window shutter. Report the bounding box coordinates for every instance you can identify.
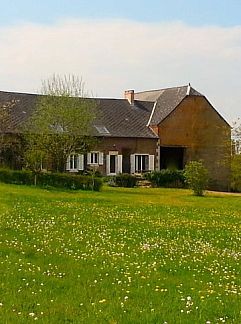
[149,155,155,171]
[99,152,104,165]
[130,154,135,174]
[78,154,84,171]
[66,155,70,171]
[87,153,91,165]
[106,155,110,175]
[117,155,122,174]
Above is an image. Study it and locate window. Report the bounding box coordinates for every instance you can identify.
[70,154,78,170]
[130,154,154,174]
[135,154,149,172]
[87,152,104,165]
[90,152,99,164]
[67,154,84,172]
[94,125,110,135]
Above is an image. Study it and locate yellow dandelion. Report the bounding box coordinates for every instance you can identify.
[99,299,106,304]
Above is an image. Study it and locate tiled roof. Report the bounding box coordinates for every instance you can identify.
[0,90,157,139]
[93,98,156,138]
[0,91,39,132]
[135,85,203,125]
[0,85,228,137]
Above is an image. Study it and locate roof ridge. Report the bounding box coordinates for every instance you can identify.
[0,90,40,96]
[0,91,139,102]
[0,91,127,102]
[135,85,188,95]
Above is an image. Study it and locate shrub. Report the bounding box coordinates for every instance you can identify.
[37,173,102,191]
[230,154,241,192]
[0,169,33,185]
[114,173,138,188]
[184,161,209,196]
[144,169,185,188]
[0,169,102,191]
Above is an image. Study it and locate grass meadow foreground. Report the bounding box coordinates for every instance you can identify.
[0,184,241,323]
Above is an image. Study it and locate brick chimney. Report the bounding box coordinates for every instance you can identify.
[124,90,134,105]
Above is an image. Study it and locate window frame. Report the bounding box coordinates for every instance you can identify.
[67,153,84,172]
[87,151,104,166]
[134,154,149,173]
[69,154,78,171]
[90,152,99,165]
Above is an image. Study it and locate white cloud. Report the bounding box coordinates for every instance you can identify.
[0,19,241,122]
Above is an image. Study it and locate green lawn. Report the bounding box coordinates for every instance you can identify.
[0,183,241,323]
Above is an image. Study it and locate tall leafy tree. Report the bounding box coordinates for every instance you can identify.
[230,119,241,191]
[232,118,241,154]
[24,75,96,172]
[0,99,18,166]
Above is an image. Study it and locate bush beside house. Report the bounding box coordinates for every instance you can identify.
[144,169,185,188]
[184,161,209,196]
[113,173,138,188]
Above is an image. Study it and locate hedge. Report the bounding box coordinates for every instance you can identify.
[0,169,102,191]
[112,173,138,188]
[144,169,185,188]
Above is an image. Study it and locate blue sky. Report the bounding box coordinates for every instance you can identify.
[1,0,241,26]
[0,0,241,122]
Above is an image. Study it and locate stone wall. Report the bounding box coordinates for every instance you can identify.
[158,96,231,191]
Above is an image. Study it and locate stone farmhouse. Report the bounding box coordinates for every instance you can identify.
[0,84,231,190]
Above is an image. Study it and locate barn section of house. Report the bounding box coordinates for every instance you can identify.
[68,85,231,191]
[0,84,231,190]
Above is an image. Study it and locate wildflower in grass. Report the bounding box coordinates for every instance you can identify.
[99,299,106,303]
[142,243,150,250]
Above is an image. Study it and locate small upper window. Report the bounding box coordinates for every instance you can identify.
[94,125,110,135]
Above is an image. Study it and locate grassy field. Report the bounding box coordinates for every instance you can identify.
[0,183,241,323]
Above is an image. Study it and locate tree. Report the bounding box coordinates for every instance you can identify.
[230,154,241,192]
[184,160,209,196]
[0,99,18,167]
[232,118,241,154]
[230,119,241,192]
[23,74,96,172]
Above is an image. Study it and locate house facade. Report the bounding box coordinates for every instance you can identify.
[66,137,157,175]
[0,84,231,190]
